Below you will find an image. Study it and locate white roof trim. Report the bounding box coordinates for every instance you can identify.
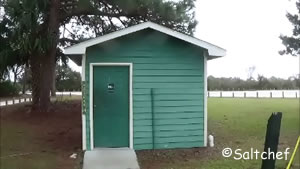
[64,21,226,57]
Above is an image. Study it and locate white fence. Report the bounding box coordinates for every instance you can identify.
[55,91,82,96]
[56,90,299,98]
[0,97,32,107]
[1,90,298,107]
[0,91,82,107]
[25,91,82,96]
[208,90,299,98]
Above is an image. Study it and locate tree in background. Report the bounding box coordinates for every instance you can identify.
[56,64,81,91]
[19,66,32,94]
[0,71,8,82]
[246,66,256,80]
[13,63,81,94]
[207,75,299,91]
[0,0,197,112]
[280,0,300,56]
[0,12,27,83]
[11,64,24,85]
[0,81,21,97]
[257,74,273,89]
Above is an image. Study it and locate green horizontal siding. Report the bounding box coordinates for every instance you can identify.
[134,70,203,75]
[134,106,203,113]
[134,64,203,70]
[134,112,204,120]
[134,135,203,144]
[134,83,202,89]
[134,141,203,150]
[85,29,205,150]
[134,88,204,95]
[135,130,203,138]
[134,124,203,132]
[134,76,203,82]
[134,95,203,101]
[134,118,204,126]
[133,100,203,107]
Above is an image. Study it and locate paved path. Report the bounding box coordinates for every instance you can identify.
[83,148,140,169]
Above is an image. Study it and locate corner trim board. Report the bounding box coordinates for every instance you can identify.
[203,53,208,147]
[82,114,87,150]
[82,54,86,81]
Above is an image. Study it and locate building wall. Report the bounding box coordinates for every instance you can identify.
[84,29,206,150]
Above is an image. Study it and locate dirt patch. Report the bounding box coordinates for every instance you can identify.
[0,101,83,169]
[137,147,219,169]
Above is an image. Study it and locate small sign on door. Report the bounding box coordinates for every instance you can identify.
[107,83,115,93]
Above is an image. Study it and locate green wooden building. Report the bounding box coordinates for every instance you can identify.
[64,22,226,151]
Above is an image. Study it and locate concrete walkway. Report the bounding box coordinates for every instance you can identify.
[83,148,140,169]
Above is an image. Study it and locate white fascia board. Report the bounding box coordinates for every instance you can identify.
[64,22,226,57]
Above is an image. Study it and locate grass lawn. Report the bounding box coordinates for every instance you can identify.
[0,98,299,169]
[52,95,82,102]
[205,98,299,169]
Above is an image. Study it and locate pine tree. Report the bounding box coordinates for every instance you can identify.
[280,0,300,56]
[0,0,198,112]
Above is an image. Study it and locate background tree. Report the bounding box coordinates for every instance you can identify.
[19,66,32,94]
[0,13,26,82]
[56,64,81,91]
[11,64,24,85]
[246,66,256,80]
[280,0,300,56]
[207,75,299,91]
[257,74,272,89]
[0,0,197,112]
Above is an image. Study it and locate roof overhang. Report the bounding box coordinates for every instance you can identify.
[64,21,226,64]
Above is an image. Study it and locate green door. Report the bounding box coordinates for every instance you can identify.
[93,66,129,147]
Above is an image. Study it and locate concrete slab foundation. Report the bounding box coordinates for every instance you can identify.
[83,148,140,169]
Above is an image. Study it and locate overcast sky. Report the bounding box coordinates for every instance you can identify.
[68,0,299,80]
[194,0,299,79]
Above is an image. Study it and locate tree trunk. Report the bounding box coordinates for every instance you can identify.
[22,66,27,94]
[39,0,60,112]
[13,71,17,86]
[39,55,53,112]
[30,54,41,111]
[51,64,56,96]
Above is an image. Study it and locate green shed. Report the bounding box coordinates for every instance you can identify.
[64,22,226,151]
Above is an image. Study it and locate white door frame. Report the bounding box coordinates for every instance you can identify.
[89,63,133,149]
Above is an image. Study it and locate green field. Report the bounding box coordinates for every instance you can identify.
[0,98,299,169]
